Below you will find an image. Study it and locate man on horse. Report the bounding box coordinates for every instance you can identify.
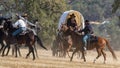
[12,14,27,36]
[16,13,39,37]
[79,20,93,51]
[67,14,77,30]
[15,13,45,49]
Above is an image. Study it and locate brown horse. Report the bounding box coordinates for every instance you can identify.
[2,19,47,60]
[51,38,63,57]
[60,24,117,63]
[57,31,73,58]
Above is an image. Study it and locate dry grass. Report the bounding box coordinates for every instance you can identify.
[0,49,120,68]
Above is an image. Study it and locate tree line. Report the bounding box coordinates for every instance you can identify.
[0,0,120,49]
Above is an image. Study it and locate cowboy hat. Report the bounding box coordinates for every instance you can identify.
[22,13,28,17]
[70,14,76,18]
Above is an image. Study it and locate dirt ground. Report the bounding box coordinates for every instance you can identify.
[0,49,120,68]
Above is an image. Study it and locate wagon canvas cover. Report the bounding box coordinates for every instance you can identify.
[58,10,85,30]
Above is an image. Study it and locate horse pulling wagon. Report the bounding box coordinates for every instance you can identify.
[52,10,117,64]
[52,10,85,57]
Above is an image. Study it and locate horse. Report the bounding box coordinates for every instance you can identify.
[56,31,73,58]
[0,18,22,57]
[51,39,63,57]
[2,18,47,60]
[60,24,117,63]
[0,28,6,54]
[51,32,69,57]
[0,17,7,54]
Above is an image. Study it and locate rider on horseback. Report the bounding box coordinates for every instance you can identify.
[79,20,93,51]
[12,14,27,36]
[15,13,44,47]
[67,14,77,31]
[16,13,38,36]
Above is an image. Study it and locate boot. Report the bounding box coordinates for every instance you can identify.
[83,43,87,54]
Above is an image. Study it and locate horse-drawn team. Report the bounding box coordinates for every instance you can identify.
[0,10,117,63]
[52,10,117,63]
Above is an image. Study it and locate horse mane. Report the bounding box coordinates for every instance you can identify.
[4,20,17,34]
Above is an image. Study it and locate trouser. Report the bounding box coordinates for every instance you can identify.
[83,34,90,47]
[12,27,26,36]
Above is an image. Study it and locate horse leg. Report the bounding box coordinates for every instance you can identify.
[70,48,79,62]
[67,45,72,58]
[12,46,15,56]
[77,51,81,59]
[31,45,35,60]
[2,44,10,56]
[93,48,102,63]
[34,44,38,58]
[81,50,86,62]
[0,42,5,54]
[63,49,66,58]
[101,49,106,64]
[15,44,18,57]
[64,47,68,58]
[26,46,31,59]
[14,45,21,57]
[18,46,22,57]
[26,45,35,60]
[5,45,10,56]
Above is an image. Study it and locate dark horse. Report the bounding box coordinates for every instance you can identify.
[55,31,73,58]
[0,18,21,56]
[60,24,117,63]
[2,19,47,60]
[0,27,6,54]
[0,17,7,54]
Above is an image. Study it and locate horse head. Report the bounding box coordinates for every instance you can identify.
[3,18,13,32]
[60,24,69,32]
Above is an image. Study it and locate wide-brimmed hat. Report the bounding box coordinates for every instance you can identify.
[85,20,90,25]
[22,13,28,17]
[70,14,76,18]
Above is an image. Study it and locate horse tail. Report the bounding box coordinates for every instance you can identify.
[35,36,48,50]
[105,39,117,60]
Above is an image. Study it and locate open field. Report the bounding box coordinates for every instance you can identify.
[0,49,120,68]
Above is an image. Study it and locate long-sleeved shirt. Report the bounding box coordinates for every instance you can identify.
[79,24,93,35]
[13,19,26,28]
[19,16,35,26]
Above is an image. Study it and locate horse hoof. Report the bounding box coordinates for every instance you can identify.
[84,60,86,62]
[1,54,4,57]
[33,58,35,60]
[26,56,28,59]
[15,56,17,58]
[70,58,72,62]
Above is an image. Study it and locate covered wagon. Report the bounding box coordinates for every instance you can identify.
[51,10,85,57]
[58,10,85,30]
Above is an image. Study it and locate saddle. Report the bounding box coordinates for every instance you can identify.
[19,30,29,35]
[87,35,98,44]
[14,29,31,39]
